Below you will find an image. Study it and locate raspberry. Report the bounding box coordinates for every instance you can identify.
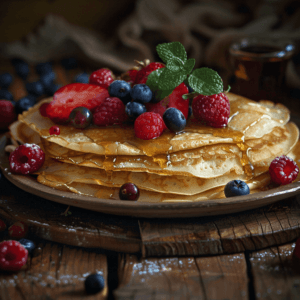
[93,97,127,126]
[89,68,115,89]
[135,62,165,84]
[8,221,28,238]
[0,100,17,130]
[134,112,164,140]
[9,143,45,175]
[269,155,299,185]
[0,240,28,271]
[49,126,60,135]
[192,93,230,128]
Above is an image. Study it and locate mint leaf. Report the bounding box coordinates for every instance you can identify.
[146,69,173,101]
[166,57,184,72]
[156,42,187,64]
[158,68,187,90]
[182,92,198,100]
[183,58,195,75]
[188,67,223,95]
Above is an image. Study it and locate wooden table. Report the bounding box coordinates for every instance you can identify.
[1,59,300,299]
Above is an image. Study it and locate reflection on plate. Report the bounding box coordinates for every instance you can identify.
[1,136,300,218]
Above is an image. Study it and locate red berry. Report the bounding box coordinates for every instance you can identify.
[269,155,299,185]
[192,93,230,128]
[0,240,28,271]
[9,143,45,175]
[122,69,138,86]
[89,68,115,89]
[134,112,164,140]
[0,219,6,232]
[39,102,49,117]
[0,100,17,130]
[93,97,127,126]
[145,82,189,119]
[46,83,109,123]
[135,62,165,84]
[8,221,28,238]
[49,125,60,135]
[119,183,140,201]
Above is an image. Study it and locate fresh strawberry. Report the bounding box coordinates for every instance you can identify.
[145,82,189,119]
[135,62,165,84]
[46,83,109,123]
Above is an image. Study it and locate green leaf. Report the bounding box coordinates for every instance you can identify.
[182,92,199,100]
[166,57,184,72]
[156,42,187,64]
[188,67,223,96]
[158,68,187,90]
[183,58,195,75]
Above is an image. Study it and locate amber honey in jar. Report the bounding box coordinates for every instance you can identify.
[229,37,295,102]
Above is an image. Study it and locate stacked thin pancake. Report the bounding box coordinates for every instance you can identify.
[10,92,300,202]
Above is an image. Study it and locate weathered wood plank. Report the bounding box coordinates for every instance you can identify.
[0,241,108,300]
[249,242,300,299]
[115,253,248,299]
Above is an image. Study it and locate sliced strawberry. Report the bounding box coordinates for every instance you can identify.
[145,82,189,119]
[46,83,109,123]
[135,62,165,84]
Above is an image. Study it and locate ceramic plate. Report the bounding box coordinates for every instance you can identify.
[1,136,300,218]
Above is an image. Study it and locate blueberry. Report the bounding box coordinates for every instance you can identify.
[44,83,61,96]
[15,95,36,114]
[12,59,29,80]
[36,62,52,75]
[26,81,44,96]
[85,273,105,294]
[74,72,89,84]
[0,73,13,88]
[0,90,13,101]
[163,107,186,132]
[61,57,78,70]
[130,84,152,104]
[125,101,146,120]
[119,183,140,201]
[40,71,56,87]
[18,238,35,254]
[68,107,92,129]
[108,80,131,104]
[224,180,250,197]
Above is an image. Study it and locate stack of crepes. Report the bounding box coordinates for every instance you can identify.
[9,92,300,202]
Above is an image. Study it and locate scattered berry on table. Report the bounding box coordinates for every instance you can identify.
[0,90,14,101]
[49,126,60,135]
[18,239,35,255]
[46,83,109,124]
[119,183,140,201]
[108,80,131,104]
[125,101,147,120]
[130,84,153,104]
[40,71,56,87]
[163,107,186,132]
[36,62,52,75]
[0,240,28,271]
[74,72,89,84]
[134,62,164,84]
[269,155,299,185]
[61,57,78,70]
[8,221,28,238]
[134,112,165,140]
[11,59,29,80]
[25,81,44,97]
[93,97,127,126]
[85,273,105,294]
[224,180,250,197]
[0,100,17,130]
[68,107,92,129]
[192,92,230,128]
[0,73,13,88]
[9,143,45,175]
[89,68,115,89]
[0,219,6,232]
[15,95,36,115]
